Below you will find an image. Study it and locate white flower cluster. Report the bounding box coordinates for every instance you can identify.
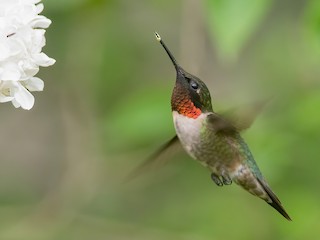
[0,0,55,110]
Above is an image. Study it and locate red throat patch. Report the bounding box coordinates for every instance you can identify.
[176,99,202,119]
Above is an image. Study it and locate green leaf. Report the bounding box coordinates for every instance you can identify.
[206,0,272,62]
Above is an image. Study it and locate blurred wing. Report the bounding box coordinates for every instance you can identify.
[124,135,181,181]
[218,99,270,131]
[207,112,237,134]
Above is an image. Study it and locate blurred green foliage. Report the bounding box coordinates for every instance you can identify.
[0,0,319,239]
[206,0,272,61]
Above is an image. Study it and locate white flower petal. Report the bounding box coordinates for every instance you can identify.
[0,94,14,103]
[30,29,46,51]
[33,52,56,66]
[0,80,17,102]
[12,83,34,110]
[0,81,14,102]
[0,40,11,60]
[19,60,39,79]
[12,99,20,108]
[0,0,55,110]
[24,77,43,91]
[32,0,42,4]
[31,16,51,28]
[0,62,21,80]
[36,3,44,14]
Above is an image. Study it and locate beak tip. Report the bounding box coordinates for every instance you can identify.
[154,32,161,41]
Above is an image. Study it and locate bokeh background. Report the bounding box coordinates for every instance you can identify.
[0,0,319,239]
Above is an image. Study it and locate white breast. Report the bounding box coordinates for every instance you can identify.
[172,111,208,159]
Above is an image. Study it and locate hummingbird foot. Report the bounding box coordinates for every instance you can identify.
[210,173,223,186]
[221,174,232,185]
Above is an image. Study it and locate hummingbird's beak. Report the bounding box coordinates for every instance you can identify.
[155,32,182,73]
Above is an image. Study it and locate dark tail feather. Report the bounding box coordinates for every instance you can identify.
[257,178,292,221]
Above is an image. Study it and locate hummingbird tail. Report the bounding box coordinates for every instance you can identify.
[257,178,292,221]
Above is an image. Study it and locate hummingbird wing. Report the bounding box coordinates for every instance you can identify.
[219,99,269,131]
[124,135,181,181]
[206,112,237,134]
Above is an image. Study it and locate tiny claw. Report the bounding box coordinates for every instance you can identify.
[211,173,223,186]
[222,174,232,185]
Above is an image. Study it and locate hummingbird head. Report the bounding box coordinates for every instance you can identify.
[155,32,213,119]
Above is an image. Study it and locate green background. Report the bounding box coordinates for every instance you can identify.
[0,0,319,239]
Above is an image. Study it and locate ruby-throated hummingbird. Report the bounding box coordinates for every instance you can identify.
[130,32,291,221]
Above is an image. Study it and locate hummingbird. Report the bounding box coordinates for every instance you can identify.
[153,32,291,220]
[129,32,291,221]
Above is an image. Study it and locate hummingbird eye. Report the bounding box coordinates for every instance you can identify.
[190,81,199,90]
